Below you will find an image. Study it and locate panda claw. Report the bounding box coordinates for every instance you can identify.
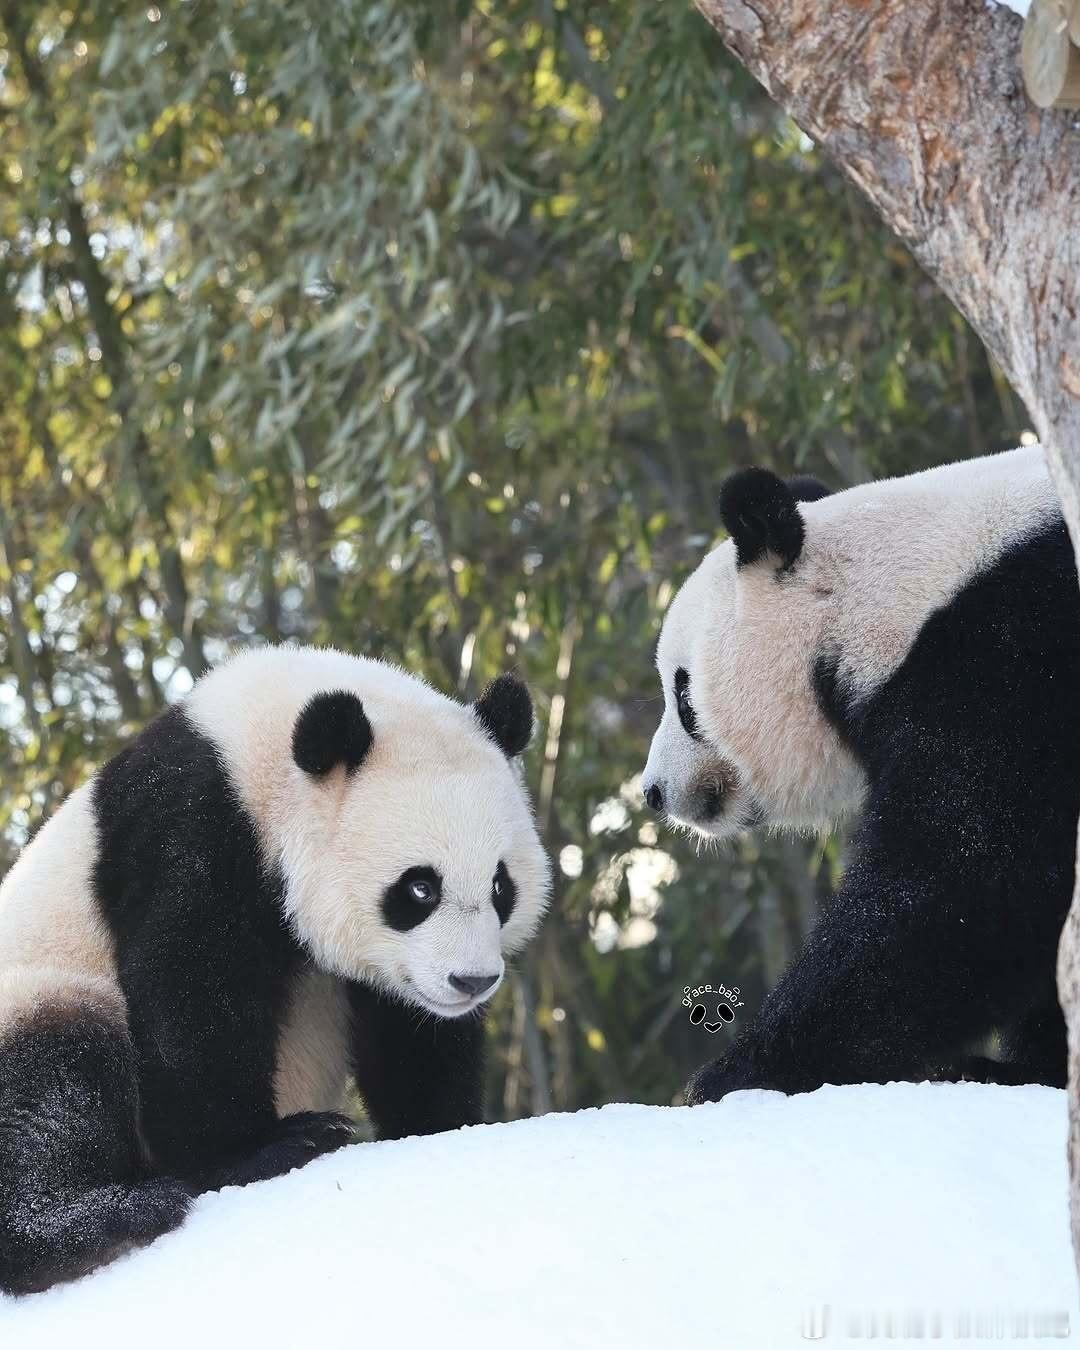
[196,1112,361,1192]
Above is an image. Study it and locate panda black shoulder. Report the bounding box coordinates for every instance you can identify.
[92,702,286,928]
[91,703,300,1157]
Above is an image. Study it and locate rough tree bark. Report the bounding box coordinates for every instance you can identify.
[691,0,1080,1260]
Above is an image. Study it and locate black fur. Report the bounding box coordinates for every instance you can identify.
[0,1007,192,1296]
[492,860,516,926]
[382,865,443,933]
[93,705,307,1179]
[292,689,373,776]
[786,474,832,503]
[195,1112,360,1191]
[347,981,486,1140]
[690,520,1080,1102]
[673,667,703,742]
[719,467,806,569]
[474,673,533,757]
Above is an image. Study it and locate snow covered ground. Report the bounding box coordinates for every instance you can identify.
[1,1082,1076,1349]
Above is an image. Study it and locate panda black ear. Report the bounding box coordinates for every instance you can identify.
[719,467,806,570]
[474,673,533,758]
[786,474,832,504]
[292,690,373,777]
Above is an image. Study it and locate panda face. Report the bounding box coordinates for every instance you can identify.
[185,649,550,1019]
[642,560,765,838]
[643,481,862,841]
[645,454,1063,843]
[298,753,549,1017]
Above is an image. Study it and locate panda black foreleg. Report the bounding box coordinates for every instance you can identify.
[687,923,939,1103]
[127,989,360,1195]
[347,981,486,1140]
[686,845,1012,1104]
[0,1006,192,1296]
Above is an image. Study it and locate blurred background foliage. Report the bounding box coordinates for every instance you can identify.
[0,0,1028,1115]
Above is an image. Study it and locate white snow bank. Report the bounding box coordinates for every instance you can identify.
[988,0,1030,16]
[1,1082,1076,1349]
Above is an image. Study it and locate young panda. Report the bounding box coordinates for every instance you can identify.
[0,645,549,1295]
[642,447,1080,1104]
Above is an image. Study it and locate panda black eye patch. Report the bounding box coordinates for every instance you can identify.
[381,865,442,932]
[492,860,516,926]
[673,668,703,741]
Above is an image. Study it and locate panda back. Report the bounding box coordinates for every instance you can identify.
[808,447,1062,697]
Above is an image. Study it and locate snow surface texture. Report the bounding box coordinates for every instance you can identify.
[1,1083,1076,1349]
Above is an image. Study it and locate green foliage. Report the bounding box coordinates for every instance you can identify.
[0,0,1021,1112]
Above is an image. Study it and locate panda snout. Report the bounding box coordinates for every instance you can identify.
[643,775,726,822]
[696,779,725,819]
[448,972,500,998]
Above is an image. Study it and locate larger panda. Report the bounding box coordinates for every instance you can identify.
[642,447,1080,1103]
[0,645,549,1295]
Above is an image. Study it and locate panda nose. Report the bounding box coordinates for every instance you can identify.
[644,782,664,813]
[448,972,500,997]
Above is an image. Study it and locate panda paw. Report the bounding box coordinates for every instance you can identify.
[685,1060,733,1106]
[118,1177,196,1237]
[199,1112,361,1192]
[685,1057,765,1105]
[275,1110,361,1151]
[254,1111,361,1174]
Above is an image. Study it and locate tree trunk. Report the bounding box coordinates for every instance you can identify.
[691,0,1080,1263]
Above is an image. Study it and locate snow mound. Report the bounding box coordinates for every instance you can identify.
[1,1083,1076,1349]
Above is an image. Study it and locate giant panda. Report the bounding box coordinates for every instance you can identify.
[642,447,1080,1104]
[0,645,549,1295]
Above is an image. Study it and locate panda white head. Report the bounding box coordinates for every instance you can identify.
[278,671,550,1018]
[643,469,864,841]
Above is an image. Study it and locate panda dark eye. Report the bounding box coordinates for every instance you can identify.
[492,860,516,926]
[673,668,702,741]
[381,866,442,932]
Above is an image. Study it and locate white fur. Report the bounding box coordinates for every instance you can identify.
[647,447,1059,839]
[273,965,351,1117]
[185,645,550,1017]
[0,784,123,1041]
